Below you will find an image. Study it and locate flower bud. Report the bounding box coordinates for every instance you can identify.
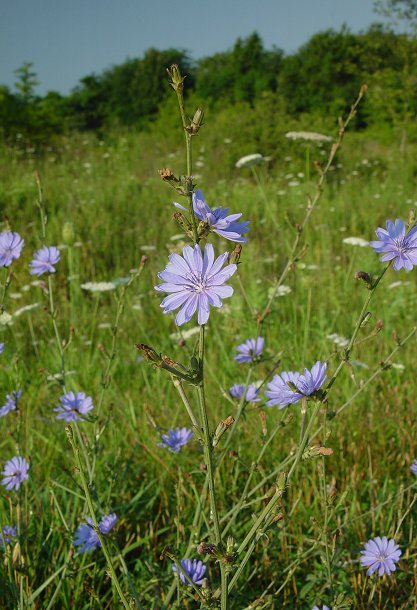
[360,311,372,328]
[173,212,194,239]
[135,343,163,365]
[167,64,184,92]
[197,542,218,555]
[213,415,235,447]
[189,108,204,135]
[62,221,75,245]
[355,270,372,289]
[228,244,242,265]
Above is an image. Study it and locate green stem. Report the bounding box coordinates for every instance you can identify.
[326,263,390,393]
[65,425,132,610]
[174,87,198,244]
[196,325,228,610]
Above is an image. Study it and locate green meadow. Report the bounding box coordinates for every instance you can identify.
[1,93,417,609]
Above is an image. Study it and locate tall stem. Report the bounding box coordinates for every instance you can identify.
[196,325,228,610]
[66,425,132,610]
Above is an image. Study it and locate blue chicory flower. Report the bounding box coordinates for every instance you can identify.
[0,390,22,417]
[174,189,249,243]
[265,361,327,408]
[172,558,206,586]
[1,456,29,491]
[229,383,261,402]
[54,391,94,422]
[29,246,60,276]
[158,428,194,452]
[411,460,417,475]
[360,536,401,576]
[73,513,117,553]
[234,337,264,364]
[155,243,236,326]
[312,606,330,610]
[0,525,17,546]
[370,219,417,271]
[0,232,24,267]
[0,343,4,354]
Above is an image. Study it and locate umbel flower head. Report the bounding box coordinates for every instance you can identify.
[235,153,264,168]
[265,361,327,408]
[234,337,264,364]
[0,232,24,267]
[1,456,29,491]
[174,189,249,243]
[29,246,60,276]
[155,243,236,326]
[360,536,401,576]
[370,219,417,271]
[172,558,206,586]
[54,391,94,422]
[158,427,194,452]
[73,513,117,553]
[0,390,22,418]
[229,383,261,402]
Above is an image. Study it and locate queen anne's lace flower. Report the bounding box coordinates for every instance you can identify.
[360,536,401,576]
[155,243,236,326]
[370,219,417,270]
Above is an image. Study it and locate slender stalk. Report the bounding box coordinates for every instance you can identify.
[258,85,367,326]
[326,263,390,393]
[229,402,321,594]
[174,85,198,244]
[196,325,229,610]
[196,326,221,544]
[65,425,132,610]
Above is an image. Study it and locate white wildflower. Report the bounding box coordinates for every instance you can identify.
[285,131,332,142]
[235,153,264,169]
[342,237,369,247]
[81,282,116,292]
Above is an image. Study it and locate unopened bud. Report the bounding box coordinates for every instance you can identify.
[408,208,416,228]
[197,542,217,555]
[62,221,75,245]
[374,319,384,333]
[173,212,193,238]
[259,410,267,437]
[167,64,184,92]
[135,343,163,365]
[355,271,372,288]
[189,108,204,135]
[228,244,242,265]
[197,220,211,240]
[213,415,235,447]
[360,311,372,327]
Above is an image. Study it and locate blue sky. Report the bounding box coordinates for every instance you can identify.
[2,0,380,95]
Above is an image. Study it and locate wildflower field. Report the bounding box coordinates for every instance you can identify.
[1,73,417,610]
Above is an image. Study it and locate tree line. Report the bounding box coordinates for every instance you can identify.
[1,26,417,143]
